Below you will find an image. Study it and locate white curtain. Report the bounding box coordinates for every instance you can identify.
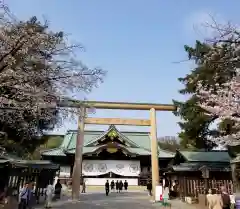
[82,160,140,176]
[59,166,71,177]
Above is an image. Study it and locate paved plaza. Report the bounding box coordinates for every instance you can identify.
[35,191,196,209]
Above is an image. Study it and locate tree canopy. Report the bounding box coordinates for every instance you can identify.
[173,41,217,150]
[197,25,240,146]
[158,137,182,152]
[174,25,238,150]
[0,5,105,157]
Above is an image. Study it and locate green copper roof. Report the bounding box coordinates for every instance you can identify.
[66,130,102,149]
[67,147,97,154]
[172,162,231,172]
[63,127,152,150]
[178,151,230,162]
[42,125,175,158]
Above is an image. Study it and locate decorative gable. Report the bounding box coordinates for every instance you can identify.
[85,125,140,148]
[108,129,118,139]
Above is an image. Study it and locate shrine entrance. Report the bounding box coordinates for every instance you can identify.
[70,100,176,199]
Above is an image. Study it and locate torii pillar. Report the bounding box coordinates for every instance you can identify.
[150,108,159,197]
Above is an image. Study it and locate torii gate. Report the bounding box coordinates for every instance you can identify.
[65,100,176,200]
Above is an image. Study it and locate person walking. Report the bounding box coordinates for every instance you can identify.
[18,183,30,209]
[45,181,54,208]
[209,188,223,209]
[206,188,214,209]
[119,181,123,193]
[110,180,115,191]
[54,179,62,199]
[27,182,34,209]
[105,180,110,196]
[221,186,231,209]
[124,180,128,191]
[115,180,119,193]
[82,180,86,193]
[147,180,152,196]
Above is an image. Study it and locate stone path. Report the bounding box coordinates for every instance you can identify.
[34,191,196,209]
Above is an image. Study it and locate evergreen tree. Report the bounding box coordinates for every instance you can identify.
[158,136,181,152]
[174,41,235,150]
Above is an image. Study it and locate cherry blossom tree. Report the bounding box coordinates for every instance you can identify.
[198,77,240,145]
[0,3,105,155]
[197,23,240,146]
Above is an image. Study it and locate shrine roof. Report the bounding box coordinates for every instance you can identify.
[0,157,59,170]
[177,150,230,163]
[171,162,231,172]
[41,125,175,158]
[11,160,60,170]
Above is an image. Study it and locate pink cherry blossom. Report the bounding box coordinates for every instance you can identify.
[196,23,240,146]
[0,4,105,135]
[197,77,240,145]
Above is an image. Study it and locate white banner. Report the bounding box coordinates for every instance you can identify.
[82,160,140,176]
[59,166,71,177]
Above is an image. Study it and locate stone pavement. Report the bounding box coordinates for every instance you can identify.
[34,191,196,209]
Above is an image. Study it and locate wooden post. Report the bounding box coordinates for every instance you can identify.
[231,157,240,203]
[150,108,159,198]
[71,106,85,200]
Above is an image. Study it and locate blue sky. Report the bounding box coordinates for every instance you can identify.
[6,0,240,136]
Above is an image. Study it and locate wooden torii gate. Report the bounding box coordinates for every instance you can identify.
[69,101,176,200]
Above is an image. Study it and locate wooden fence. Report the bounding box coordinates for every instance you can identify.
[178,176,233,199]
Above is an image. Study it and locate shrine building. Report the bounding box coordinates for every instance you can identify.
[41,125,174,186]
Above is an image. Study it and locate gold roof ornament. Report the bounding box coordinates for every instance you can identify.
[106,148,118,153]
[108,130,117,140]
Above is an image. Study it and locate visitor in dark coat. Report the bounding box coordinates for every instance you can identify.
[105,180,110,196]
[119,181,123,193]
[124,180,128,191]
[147,180,152,196]
[110,180,115,190]
[221,186,231,209]
[115,180,119,193]
[54,180,62,199]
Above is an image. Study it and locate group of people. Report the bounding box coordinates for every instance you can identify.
[105,180,128,196]
[17,179,62,209]
[206,186,231,209]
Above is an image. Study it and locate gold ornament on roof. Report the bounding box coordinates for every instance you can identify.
[108,130,117,140]
[107,148,118,153]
